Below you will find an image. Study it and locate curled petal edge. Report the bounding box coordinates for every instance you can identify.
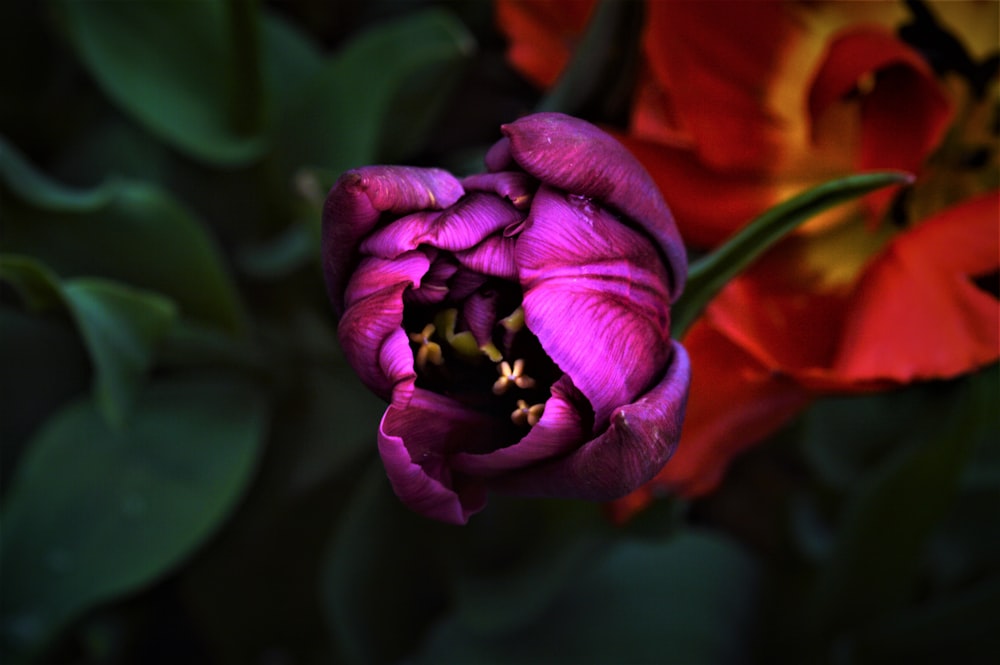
[489,341,691,500]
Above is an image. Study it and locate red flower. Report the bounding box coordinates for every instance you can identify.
[497,0,1000,508]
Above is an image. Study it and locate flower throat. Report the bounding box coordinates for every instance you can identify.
[402,282,560,428]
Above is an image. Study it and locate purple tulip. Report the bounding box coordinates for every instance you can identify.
[323,113,691,524]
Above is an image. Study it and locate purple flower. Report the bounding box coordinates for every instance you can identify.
[323,113,691,524]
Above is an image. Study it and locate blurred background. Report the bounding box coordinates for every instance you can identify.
[1,1,997,663]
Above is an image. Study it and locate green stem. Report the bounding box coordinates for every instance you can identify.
[671,171,914,339]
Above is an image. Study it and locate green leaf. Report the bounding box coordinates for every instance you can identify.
[671,171,913,338]
[803,370,992,645]
[0,376,269,659]
[0,256,177,426]
[53,0,267,165]
[0,137,113,211]
[62,280,177,426]
[321,462,456,665]
[277,8,475,175]
[0,306,89,456]
[1,141,248,336]
[417,530,761,665]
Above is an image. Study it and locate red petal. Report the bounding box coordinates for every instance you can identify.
[808,27,952,218]
[493,0,596,88]
[639,0,800,172]
[835,192,1000,383]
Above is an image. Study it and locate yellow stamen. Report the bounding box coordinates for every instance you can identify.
[408,324,444,371]
[499,306,525,332]
[511,400,544,427]
[492,358,537,395]
[434,309,481,360]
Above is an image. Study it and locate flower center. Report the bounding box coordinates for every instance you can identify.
[403,283,559,431]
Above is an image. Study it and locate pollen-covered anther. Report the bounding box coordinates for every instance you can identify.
[511,400,545,427]
[492,358,536,395]
[408,323,444,370]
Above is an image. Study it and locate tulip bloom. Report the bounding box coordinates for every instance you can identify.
[323,113,690,524]
[497,1,1000,510]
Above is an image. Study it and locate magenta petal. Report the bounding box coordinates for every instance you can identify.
[323,166,464,316]
[405,254,458,306]
[358,193,522,259]
[517,186,673,426]
[358,211,442,259]
[461,289,498,347]
[339,251,431,401]
[453,235,519,280]
[500,112,687,300]
[484,136,514,172]
[451,375,589,476]
[462,172,536,209]
[490,342,691,500]
[379,387,503,524]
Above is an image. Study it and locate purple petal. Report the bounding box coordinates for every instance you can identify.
[451,375,589,476]
[489,342,691,500]
[517,186,673,426]
[339,251,431,401]
[447,268,487,301]
[358,192,522,258]
[462,172,536,209]
[484,136,514,172]
[405,253,458,306]
[323,166,464,316]
[453,235,519,280]
[461,289,498,348]
[499,112,687,301]
[379,387,505,524]
[358,211,442,259]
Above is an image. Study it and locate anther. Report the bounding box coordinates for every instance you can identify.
[499,307,525,332]
[434,309,480,360]
[408,323,444,371]
[492,358,536,395]
[511,400,544,427]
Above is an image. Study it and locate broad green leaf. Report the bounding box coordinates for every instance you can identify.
[803,369,992,645]
[276,366,387,495]
[0,137,113,211]
[260,11,323,106]
[672,171,914,338]
[0,306,88,458]
[321,462,456,665]
[1,141,248,336]
[62,280,177,426]
[417,530,761,665]
[53,0,267,165]
[0,256,177,426]
[0,255,64,311]
[446,498,612,636]
[277,8,475,175]
[0,376,269,659]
